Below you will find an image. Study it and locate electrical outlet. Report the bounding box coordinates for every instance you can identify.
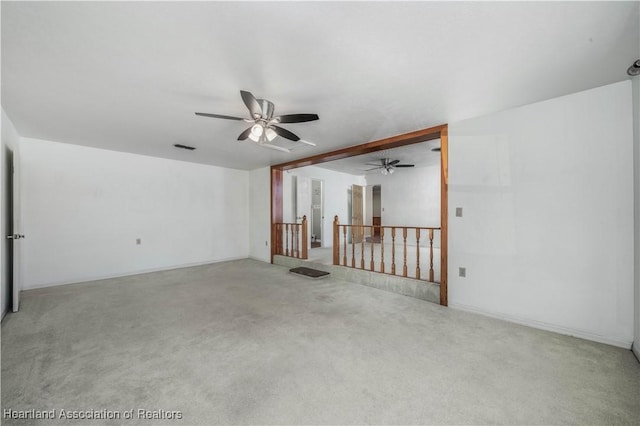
[455,207,463,217]
[136,238,141,245]
[459,267,466,277]
[265,241,268,246]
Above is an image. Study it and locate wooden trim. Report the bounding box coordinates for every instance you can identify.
[273,124,446,171]
[270,168,283,263]
[440,126,448,306]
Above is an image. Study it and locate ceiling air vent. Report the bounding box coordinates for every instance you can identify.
[174,143,196,151]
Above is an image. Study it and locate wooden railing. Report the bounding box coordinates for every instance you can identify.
[332,215,440,282]
[273,216,308,259]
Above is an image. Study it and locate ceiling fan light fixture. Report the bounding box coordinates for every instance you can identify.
[251,123,264,137]
[196,90,319,150]
[381,168,388,175]
[265,127,277,142]
[248,123,264,142]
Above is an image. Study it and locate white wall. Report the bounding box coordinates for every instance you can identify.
[633,75,640,359]
[365,165,441,248]
[249,167,271,263]
[448,81,634,348]
[366,165,441,228]
[282,166,365,246]
[1,109,21,318]
[20,138,249,289]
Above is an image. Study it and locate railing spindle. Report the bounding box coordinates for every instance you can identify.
[285,224,290,257]
[391,228,396,275]
[380,227,385,273]
[415,228,421,280]
[360,225,365,269]
[370,226,375,271]
[298,224,302,258]
[343,225,347,266]
[429,229,434,282]
[349,225,356,268]
[292,224,296,258]
[333,216,339,265]
[403,228,408,278]
[301,215,308,259]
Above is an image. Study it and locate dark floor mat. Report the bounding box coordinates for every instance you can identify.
[289,267,330,279]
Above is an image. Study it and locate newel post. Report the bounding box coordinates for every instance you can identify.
[333,215,339,265]
[301,215,308,259]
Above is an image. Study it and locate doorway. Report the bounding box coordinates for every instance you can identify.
[372,185,381,238]
[310,179,323,248]
[3,147,21,315]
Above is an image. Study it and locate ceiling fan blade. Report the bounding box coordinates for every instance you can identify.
[395,164,415,168]
[271,125,300,141]
[298,139,316,146]
[273,114,319,124]
[366,163,383,166]
[388,159,400,166]
[365,166,383,171]
[237,127,252,141]
[260,143,291,153]
[240,90,262,118]
[195,112,245,121]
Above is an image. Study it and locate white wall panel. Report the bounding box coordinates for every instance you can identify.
[20,138,249,289]
[449,81,634,347]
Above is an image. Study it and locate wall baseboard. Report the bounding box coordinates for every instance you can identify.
[23,256,249,291]
[449,302,633,349]
[248,256,270,264]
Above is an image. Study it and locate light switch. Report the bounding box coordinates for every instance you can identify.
[455,207,463,217]
[459,267,466,277]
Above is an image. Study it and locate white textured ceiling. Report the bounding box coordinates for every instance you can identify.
[2,1,638,170]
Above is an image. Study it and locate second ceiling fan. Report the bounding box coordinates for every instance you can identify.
[195,90,319,152]
[366,158,415,175]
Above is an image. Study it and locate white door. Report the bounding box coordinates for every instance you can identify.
[5,150,22,312]
[295,175,311,250]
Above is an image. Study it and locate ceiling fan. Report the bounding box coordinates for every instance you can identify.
[195,90,319,153]
[366,158,415,175]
